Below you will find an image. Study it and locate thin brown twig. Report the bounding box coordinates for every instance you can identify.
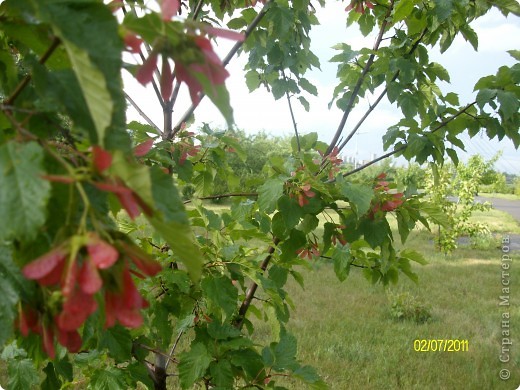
[183,192,258,204]
[233,237,280,329]
[124,91,161,134]
[283,71,301,152]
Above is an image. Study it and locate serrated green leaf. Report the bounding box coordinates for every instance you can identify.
[359,218,391,248]
[178,343,212,389]
[150,166,189,223]
[258,178,285,213]
[434,0,453,21]
[476,88,496,109]
[298,78,318,96]
[0,142,50,241]
[400,249,428,265]
[195,73,234,126]
[332,245,351,282]
[201,275,238,320]
[89,367,126,390]
[271,78,288,100]
[338,180,373,216]
[460,24,478,51]
[429,62,450,82]
[446,148,459,166]
[277,195,304,230]
[7,359,39,390]
[298,96,310,111]
[99,326,133,363]
[273,332,298,371]
[210,360,234,388]
[497,90,519,119]
[293,365,327,389]
[444,92,459,105]
[268,4,294,36]
[148,217,202,281]
[207,321,242,340]
[0,268,18,348]
[398,93,419,119]
[394,0,418,22]
[62,40,113,146]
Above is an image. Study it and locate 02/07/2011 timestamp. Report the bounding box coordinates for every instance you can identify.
[413,339,469,352]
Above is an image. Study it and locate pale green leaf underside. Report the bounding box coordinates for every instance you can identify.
[63,39,113,146]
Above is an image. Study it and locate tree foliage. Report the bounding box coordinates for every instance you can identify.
[0,0,519,388]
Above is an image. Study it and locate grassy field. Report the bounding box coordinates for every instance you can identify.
[248,208,520,390]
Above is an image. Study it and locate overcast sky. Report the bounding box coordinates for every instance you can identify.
[126,3,520,173]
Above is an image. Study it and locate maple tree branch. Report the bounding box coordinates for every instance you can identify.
[340,101,477,178]
[168,0,274,139]
[183,192,258,204]
[325,0,395,156]
[234,237,280,329]
[336,28,429,155]
[124,91,162,134]
[3,37,61,106]
[283,72,301,152]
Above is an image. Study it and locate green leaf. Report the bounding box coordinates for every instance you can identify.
[178,343,212,389]
[398,92,419,119]
[268,4,294,36]
[201,275,238,320]
[444,92,459,105]
[460,24,478,51]
[271,78,288,100]
[62,40,113,146]
[272,332,298,371]
[0,263,18,347]
[446,148,459,166]
[7,359,39,390]
[207,321,242,340]
[400,249,428,265]
[293,365,327,389]
[148,218,203,281]
[0,142,50,241]
[89,367,126,390]
[359,218,391,248]
[194,74,234,126]
[150,167,189,223]
[277,195,304,230]
[245,70,261,92]
[332,245,351,282]
[476,88,496,109]
[433,0,453,21]
[338,179,373,216]
[394,0,418,22]
[298,96,310,112]
[298,78,318,96]
[258,178,285,213]
[496,90,519,119]
[99,326,133,363]
[210,360,234,388]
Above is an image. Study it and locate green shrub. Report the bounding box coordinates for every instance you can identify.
[387,290,432,324]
